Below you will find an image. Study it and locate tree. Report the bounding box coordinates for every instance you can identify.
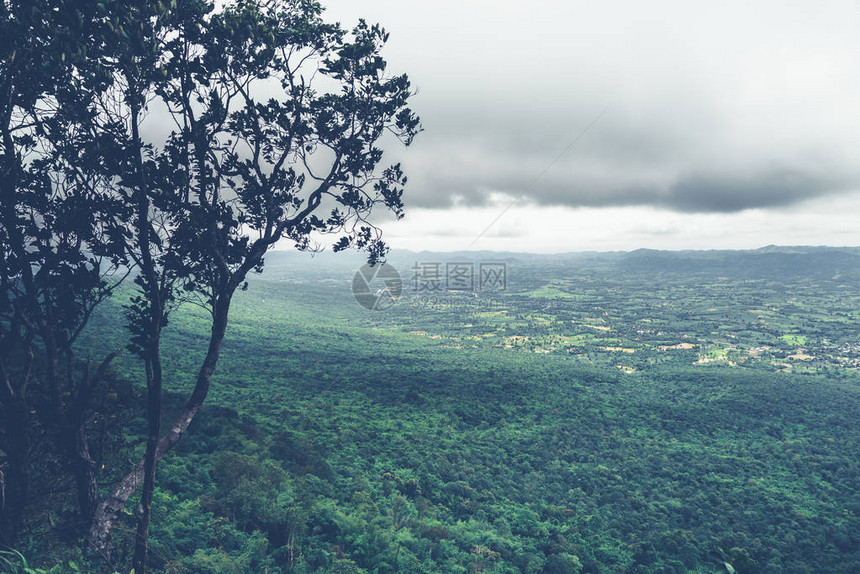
[0,0,128,546]
[70,0,420,568]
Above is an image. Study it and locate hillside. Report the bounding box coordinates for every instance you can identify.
[13,246,860,573]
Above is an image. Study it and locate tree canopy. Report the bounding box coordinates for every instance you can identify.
[0,0,419,568]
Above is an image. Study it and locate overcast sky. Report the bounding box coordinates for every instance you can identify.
[320,0,860,252]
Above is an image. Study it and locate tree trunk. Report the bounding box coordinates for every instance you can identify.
[67,355,118,525]
[87,293,232,557]
[50,410,102,527]
[127,87,163,574]
[73,420,99,524]
[0,386,30,548]
[132,353,162,572]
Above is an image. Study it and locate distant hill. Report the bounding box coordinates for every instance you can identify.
[617,246,860,279]
[261,245,860,283]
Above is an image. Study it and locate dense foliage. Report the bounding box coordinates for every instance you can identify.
[13,248,859,573]
[1,0,417,568]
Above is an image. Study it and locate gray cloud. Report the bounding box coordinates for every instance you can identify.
[395,127,857,212]
[661,169,848,213]
[383,93,860,213]
[324,0,860,217]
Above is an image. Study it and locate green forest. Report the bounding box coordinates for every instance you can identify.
[7,248,860,573]
[3,0,860,572]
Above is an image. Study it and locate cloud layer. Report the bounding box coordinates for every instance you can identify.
[318,0,860,248]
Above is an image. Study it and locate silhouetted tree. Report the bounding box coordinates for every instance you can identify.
[0,0,128,546]
[67,0,420,569]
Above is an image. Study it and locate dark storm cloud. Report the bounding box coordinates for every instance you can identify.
[411,165,853,213]
[397,125,856,213]
[530,167,853,213]
[316,0,860,251]
[661,169,848,213]
[391,99,858,214]
[322,0,860,217]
